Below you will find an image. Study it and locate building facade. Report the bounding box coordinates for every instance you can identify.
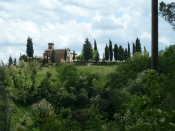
[36,43,73,62]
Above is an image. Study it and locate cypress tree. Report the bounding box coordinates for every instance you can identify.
[8,55,13,66]
[136,38,142,53]
[94,39,97,51]
[105,44,109,61]
[83,38,93,61]
[128,42,131,57]
[114,44,118,61]
[73,50,75,62]
[133,43,136,55]
[13,58,16,66]
[109,39,113,61]
[26,37,34,58]
[64,48,67,62]
[51,49,55,63]
[124,48,128,60]
[118,45,124,62]
[94,51,100,62]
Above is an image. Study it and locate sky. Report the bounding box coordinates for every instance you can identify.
[0,0,174,63]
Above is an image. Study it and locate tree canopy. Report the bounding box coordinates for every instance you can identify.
[159,1,175,30]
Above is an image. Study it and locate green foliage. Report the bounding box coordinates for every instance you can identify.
[124,48,128,60]
[109,39,113,61]
[159,1,175,30]
[83,38,93,61]
[105,44,109,61]
[8,55,13,66]
[94,39,97,51]
[128,43,131,57]
[136,37,142,53]
[113,44,118,61]
[106,52,151,89]
[132,43,136,55]
[92,50,100,62]
[26,37,34,58]
[19,54,28,62]
[56,62,78,84]
[118,45,124,62]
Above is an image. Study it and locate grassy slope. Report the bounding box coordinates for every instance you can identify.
[35,66,117,87]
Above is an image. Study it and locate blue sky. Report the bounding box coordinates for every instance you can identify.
[0,0,174,63]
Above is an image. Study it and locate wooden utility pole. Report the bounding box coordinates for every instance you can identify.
[151,0,158,71]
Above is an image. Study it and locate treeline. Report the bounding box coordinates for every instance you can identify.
[76,37,148,62]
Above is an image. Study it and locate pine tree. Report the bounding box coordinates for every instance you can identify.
[133,43,136,55]
[128,42,131,57]
[8,55,13,66]
[73,50,75,62]
[26,37,34,58]
[105,44,109,61]
[109,39,113,61]
[83,38,93,61]
[94,39,97,51]
[64,48,67,62]
[51,49,55,63]
[113,44,118,61]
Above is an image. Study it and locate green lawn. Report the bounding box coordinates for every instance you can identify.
[35,65,117,87]
[76,66,116,75]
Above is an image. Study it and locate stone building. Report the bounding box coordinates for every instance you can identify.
[36,43,73,62]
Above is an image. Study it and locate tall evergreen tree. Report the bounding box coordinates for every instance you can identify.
[118,45,124,62]
[136,38,142,53]
[83,38,93,61]
[13,58,16,66]
[73,50,75,62]
[105,44,109,61]
[133,43,136,55]
[8,55,13,66]
[124,48,128,60]
[128,42,131,57]
[64,48,67,62]
[94,39,97,51]
[51,49,55,63]
[109,39,113,61]
[113,44,118,61]
[93,50,100,62]
[26,37,34,58]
